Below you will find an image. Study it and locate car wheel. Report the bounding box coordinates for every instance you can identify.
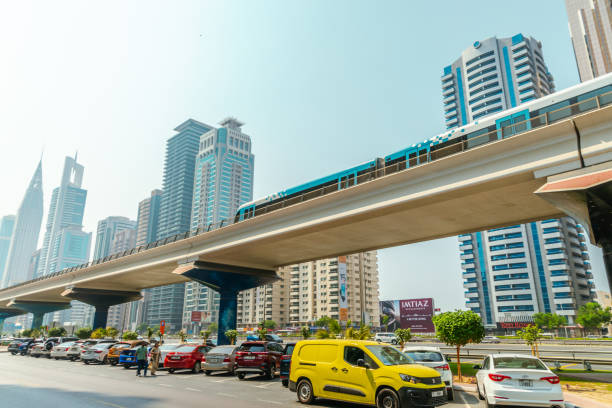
[237,373,246,380]
[11,352,17,355]
[297,379,314,404]
[266,366,275,380]
[110,360,117,366]
[391,339,397,345]
[84,360,90,365]
[54,357,59,360]
[476,382,484,400]
[376,388,400,408]
[282,379,288,387]
[193,361,201,373]
[124,364,131,369]
[168,368,175,374]
[102,356,108,365]
[205,370,211,376]
[447,388,454,401]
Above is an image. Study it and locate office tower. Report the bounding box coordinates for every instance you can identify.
[144,119,213,333]
[36,156,93,327]
[105,228,137,330]
[0,215,16,285]
[135,189,162,247]
[441,34,554,129]
[93,216,136,259]
[2,161,43,288]
[27,249,41,283]
[182,118,255,332]
[566,0,612,82]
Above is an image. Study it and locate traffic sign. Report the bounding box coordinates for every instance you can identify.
[160,320,166,335]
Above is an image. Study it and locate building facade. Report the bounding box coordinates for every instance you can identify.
[2,161,44,288]
[135,189,162,247]
[93,216,136,259]
[566,0,612,82]
[595,290,612,334]
[144,119,213,334]
[0,215,16,286]
[183,118,255,332]
[459,219,595,328]
[441,34,554,129]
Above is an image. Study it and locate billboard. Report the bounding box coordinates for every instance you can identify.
[338,256,348,322]
[191,311,202,322]
[379,298,435,333]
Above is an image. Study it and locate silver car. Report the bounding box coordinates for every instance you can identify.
[50,342,76,359]
[82,342,116,364]
[204,345,238,375]
[158,344,179,368]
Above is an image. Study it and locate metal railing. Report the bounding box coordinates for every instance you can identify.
[1,90,610,294]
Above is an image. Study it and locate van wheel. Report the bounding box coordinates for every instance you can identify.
[237,373,246,380]
[447,388,454,401]
[376,388,399,408]
[297,379,314,404]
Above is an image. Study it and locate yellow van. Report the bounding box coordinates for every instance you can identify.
[288,339,447,408]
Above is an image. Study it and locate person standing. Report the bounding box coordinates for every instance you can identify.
[149,342,161,376]
[136,343,148,377]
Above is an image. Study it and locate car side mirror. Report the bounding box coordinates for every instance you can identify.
[473,364,481,370]
[357,359,368,368]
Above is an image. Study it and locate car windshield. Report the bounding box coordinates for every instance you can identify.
[493,357,547,370]
[175,345,197,353]
[58,342,75,347]
[238,344,265,352]
[92,344,110,350]
[159,345,178,351]
[209,346,235,354]
[366,345,414,366]
[403,351,443,362]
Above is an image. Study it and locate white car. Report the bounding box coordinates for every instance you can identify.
[403,346,453,401]
[50,342,76,359]
[475,354,563,407]
[82,342,116,364]
[374,332,398,344]
[482,336,501,344]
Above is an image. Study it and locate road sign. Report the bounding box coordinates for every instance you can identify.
[160,320,165,335]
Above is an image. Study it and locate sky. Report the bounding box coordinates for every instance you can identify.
[0,1,608,311]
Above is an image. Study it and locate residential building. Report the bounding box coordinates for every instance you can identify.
[93,216,136,260]
[144,119,213,333]
[2,161,43,288]
[183,117,255,333]
[595,290,612,334]
[237,270,290,329]
[135,189,162,247]
[0,215,16,285]
[36,155,93,327]
[441,34,554,129]
[566,0,612,82]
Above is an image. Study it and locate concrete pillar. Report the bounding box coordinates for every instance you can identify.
[92,305,110,330]
[0,308,25,333]
[6,301,70,330]
[61,288,142,330]
[218,290,239,345]
[32,312,44,330]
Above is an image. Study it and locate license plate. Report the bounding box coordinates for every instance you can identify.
[519,379,533,387]
[431,390,444,397]
[243,356,255,360]
[171,356,181,360]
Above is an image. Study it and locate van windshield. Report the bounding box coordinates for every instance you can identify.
[366,345,414,366]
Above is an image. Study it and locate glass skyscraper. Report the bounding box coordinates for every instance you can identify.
[442,35,595,330]
[2,161,44,289]
[0,215,16,286]
[93,216,136,259]
[182,117,255,332]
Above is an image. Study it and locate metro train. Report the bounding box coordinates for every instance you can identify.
[235,73,612,223]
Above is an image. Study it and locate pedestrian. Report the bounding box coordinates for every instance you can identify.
[149,342,160,376]
[136,343,148,377]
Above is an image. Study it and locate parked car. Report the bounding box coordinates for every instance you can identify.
[204,345,238,375]
[403,346,453,400]
[82,342,116,364]
[67,339,115,361]
[50,341,77,360]
[107,342,133,366]
[20,339,42,356]
[155,344,179,368]
[482,336,501,344]
[374,332,398,344]
[36,336,79,358]
[164,344,211,374]
[289,339,447,407]
[30,342,47,358]
[7,338,30,355]
[265,334,283,343]
[119,343,150,369]
[235,341,283,380]
[474,354,563,408]
[280,342,297,387]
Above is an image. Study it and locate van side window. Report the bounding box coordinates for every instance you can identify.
[483,357,490,370]
[344,346,376,368]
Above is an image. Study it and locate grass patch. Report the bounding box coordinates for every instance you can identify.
[449,362,478,378]
[556,368,612,374]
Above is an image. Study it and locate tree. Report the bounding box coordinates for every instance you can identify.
[225,329,238,345]
[533,313,567,336]
[315,329,331,339]
[316,316,332,329]
[577,302,612,334]
[257,326,268,340]
[30,329,42,338]
[135,322,148,335]
[517,324,543,356]
[328,319,341,337]
[146,327,155,341]
[75,327,92,340]
[382,315,390,331]
[21,329,33,337]
[177,330,187,343]
[301,326,311,339]
[91,328,107,339]
[122,331,138,340]
[48,327,67,337]
[346,323,372,340]
[106,327,119,339]
[209,322,218,333]
[433,310,485,382]
[394,328,412,348]
[200,329,211,341]
[262,320,277,331]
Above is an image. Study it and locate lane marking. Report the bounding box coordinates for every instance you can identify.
[213,378,234,383]
[159,383,173,388]
[257,399,281,405]
[185,387,201,392]
[561,363,578,369]
[255,382,277,388]
[455,390,472,408]
[217,392,236,398]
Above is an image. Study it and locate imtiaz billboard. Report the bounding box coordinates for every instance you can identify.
[380,298,435,333]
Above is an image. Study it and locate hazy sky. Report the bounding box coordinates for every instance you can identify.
[0,1,608,311]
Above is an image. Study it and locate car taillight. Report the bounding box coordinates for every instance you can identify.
[540,376,560,384]
[435,364,450,371]
[488,373,511,382]
[65,348,69,351]
[223,357,230,362]
[281,355,291,361]
[95,350,103,354]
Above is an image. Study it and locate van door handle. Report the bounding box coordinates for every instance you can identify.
[341,368,348,373]
[331,367,337,372]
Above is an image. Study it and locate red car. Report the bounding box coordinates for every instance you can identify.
[164,344,212,374]
[234,341,283,380]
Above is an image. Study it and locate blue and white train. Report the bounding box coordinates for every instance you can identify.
[235,73,612,223]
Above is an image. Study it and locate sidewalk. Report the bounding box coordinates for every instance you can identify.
[452,383,610,408]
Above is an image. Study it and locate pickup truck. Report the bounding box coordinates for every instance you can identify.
[234,341,283,380]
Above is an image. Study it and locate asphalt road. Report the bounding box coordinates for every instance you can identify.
[0,352,488,408]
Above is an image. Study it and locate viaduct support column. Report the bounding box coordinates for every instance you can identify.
[7,301,71,329]
[173,261,278,345]
[0,308,25,333]
[61,288,142,330]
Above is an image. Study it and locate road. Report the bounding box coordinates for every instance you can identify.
[0,352,488,408]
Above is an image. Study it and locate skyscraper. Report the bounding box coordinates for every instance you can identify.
[93,216,136,259]
[135,189,162,247]
[2,161,44,288]
[0,215,15,286]
[182,117,255,332]
[144,119,214,333]
[566,0,612,82]
[441,34,554,129]
[442,36,595,330]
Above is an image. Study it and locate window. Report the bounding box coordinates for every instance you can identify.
[344,346,375,367]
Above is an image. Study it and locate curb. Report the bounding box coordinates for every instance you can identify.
[452,383,476,392]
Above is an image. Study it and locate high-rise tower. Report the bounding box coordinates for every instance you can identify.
[93,216,136,259]
[0,215,16,286]
[2,161,44,288]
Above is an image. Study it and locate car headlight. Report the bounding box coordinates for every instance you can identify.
[399,374,421,384]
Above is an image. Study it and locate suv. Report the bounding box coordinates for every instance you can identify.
[374,332,398,344]
[235,341,283,380]
[289,339,447,407]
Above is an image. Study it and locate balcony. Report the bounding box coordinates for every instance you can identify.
[443,93,456,103]
[463,281,478,289]
[459,244,473,251]
[443,87,455,97]
[461,262,475,270]
[460,253,474,261]
[462,272,476,279]
[465,291,479,298]
[514,63,532,76]
[458,234,472,242]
